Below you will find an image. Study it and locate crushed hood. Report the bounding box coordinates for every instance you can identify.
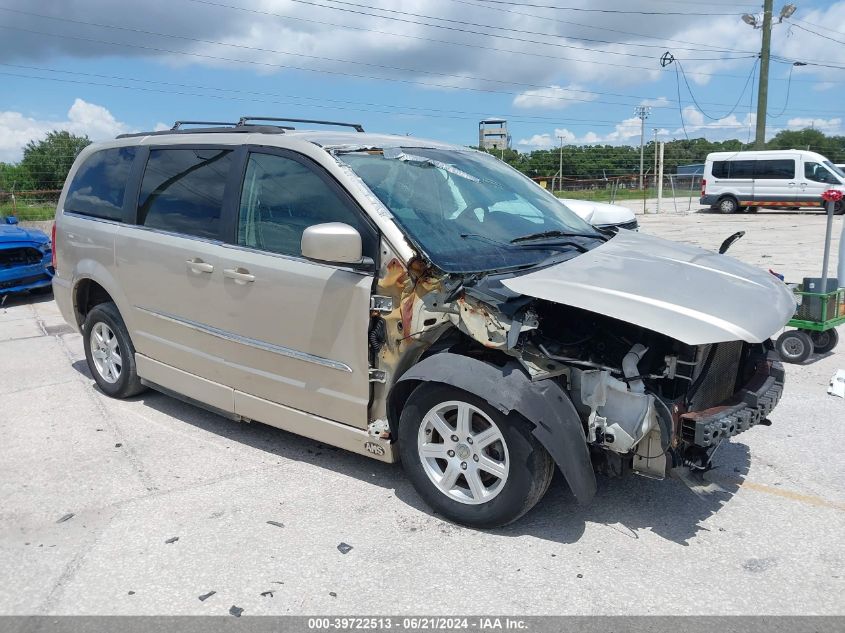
[502,230,796,345]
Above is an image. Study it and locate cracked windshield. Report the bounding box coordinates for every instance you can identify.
[341,148,603,273]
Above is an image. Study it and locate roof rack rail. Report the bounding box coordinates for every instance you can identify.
[171,120,238,130]
[237,116,365,133]
[115,124,289,139]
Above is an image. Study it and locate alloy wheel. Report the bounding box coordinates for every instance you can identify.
[89,321,122,383]
[417,400,510,505]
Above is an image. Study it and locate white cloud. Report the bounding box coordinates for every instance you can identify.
[786,117,843,132]
[813,82,836,92]
[512,84,597,109]
[640,97,670,108]
[516,133,554,149]
[0,99,132,162]
[517,127,577,148]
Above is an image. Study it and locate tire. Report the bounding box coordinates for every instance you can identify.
[809,328,839,354]
[775,330,814,364]
[398,383,555,528]
[82,302,146,398]
[835,201,845,216]
[717,196,739,214]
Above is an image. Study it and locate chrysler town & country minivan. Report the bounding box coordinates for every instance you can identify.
[53,118,795,527]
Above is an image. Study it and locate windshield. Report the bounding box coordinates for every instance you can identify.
[824,161,845,180]
[339,148,603,273]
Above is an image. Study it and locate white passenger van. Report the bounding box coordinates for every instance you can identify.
[701,149,845,214]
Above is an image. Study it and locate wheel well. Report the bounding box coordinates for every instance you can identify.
[74,279,113,326]
[717,194,738,204]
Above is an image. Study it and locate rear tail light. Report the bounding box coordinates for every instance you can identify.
[701,179,706,196]
[51,222,57,271]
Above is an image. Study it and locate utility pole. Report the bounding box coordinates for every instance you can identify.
[634,106,651,190]
[755,0,773,149]
[743,3,797,148]
[557,135,564,195]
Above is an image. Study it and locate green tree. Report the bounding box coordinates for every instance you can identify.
[766,128,845,161]
[20,130,91,190]
[0,162,36,193]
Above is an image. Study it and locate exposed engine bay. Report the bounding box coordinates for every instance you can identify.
[369,248,785,483]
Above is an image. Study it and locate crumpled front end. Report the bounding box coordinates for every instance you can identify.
[0,240,54,295]
[562,334,785,479]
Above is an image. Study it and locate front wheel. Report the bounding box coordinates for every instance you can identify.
[83,302,146,398]
[776,330,814,363]
[398,383,555,528]
[810,328,839,354]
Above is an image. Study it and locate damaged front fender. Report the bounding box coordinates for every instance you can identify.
[389,352,597,504]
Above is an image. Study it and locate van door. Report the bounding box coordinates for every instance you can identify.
[212,149,378,429]
[752,157,797,206]
[114,146,240,405]
[800,159,841,205]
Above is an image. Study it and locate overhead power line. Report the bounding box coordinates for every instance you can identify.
[1,66,830,132]
[0,15,783,114]
[447,0,745,16]
[442,0,758,54]
[182,0,817,82]
[0,6,748,105]
[1,17,837,117]
[295,0,757,55]
[280,0,752,60]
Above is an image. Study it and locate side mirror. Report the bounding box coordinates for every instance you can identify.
[301,222,370,268]
[5,216,18,225]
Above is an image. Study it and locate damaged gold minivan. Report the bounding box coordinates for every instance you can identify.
[53,118,796,527]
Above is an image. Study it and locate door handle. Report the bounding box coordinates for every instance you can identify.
[787,181,796,186]
[186,258,214,273]
[223,267,255,283]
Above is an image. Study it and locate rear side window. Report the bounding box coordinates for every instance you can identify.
[711,161,728,178]
[754,159,795,179]
[137,148,234,239]
[711,159,754,179]
[237,152,373,258]
[729,160,755,178]
[65,147,136,221]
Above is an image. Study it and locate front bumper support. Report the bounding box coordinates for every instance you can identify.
[680,360,785,448]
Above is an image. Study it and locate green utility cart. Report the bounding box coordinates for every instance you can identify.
[776,285,844,363]
[775,189,845,363]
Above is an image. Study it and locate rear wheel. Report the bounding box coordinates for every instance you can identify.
[717,196,739,214]
[83,302,146,398]
[776,330,814,363]
[810,328,839,354]
[398,383,554,528]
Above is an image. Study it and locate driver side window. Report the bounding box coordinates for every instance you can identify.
[805,161,837,184]
[238,152,372,258]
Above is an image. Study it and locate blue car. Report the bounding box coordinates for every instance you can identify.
[0,216,54,296]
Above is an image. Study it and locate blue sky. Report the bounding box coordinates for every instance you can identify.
[1,0,845,161]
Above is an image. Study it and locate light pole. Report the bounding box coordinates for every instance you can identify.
[634,106,651,190]
[742,3,797,148]
[557,135,564,195]
[653,128,658,189]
